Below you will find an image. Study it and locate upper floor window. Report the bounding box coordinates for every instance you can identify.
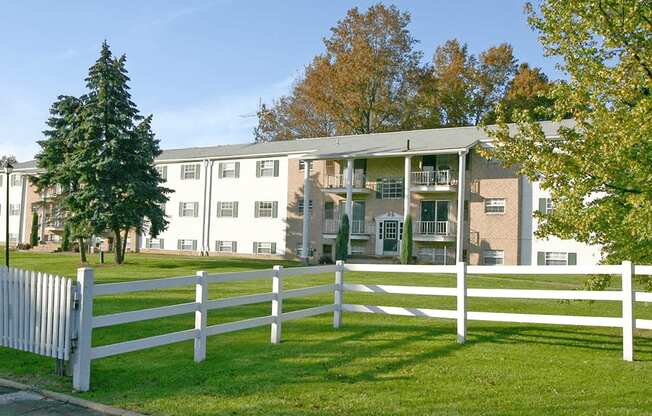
[377,177,403,200]
[180,164,201,180]
[483,250,504,265]
[484,198,506,214]
[155,165,167,181]
[538,198,553,214]
[216,201,238,217]
[218,162,240,178]
[10,174,21,187]
[178,202,199,217]
[256,160,279,177]
[255,201,278,218]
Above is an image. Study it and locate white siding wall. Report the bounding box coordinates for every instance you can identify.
[207,157,288,255]
[0,173,27,245]
[529,181,602,266]
[141,157,289,256]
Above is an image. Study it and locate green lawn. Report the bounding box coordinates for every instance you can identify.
[1,250,651,415]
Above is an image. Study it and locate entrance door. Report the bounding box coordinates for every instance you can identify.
[383,220,399,253]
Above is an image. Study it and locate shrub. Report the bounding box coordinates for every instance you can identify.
[335,214,350,261]
[30,212,39,246]
[400,214,413,264]
[319,255,334,265]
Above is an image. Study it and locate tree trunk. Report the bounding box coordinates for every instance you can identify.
[78,237,87,263]
[121,228,129,263]
[114,229,123,264]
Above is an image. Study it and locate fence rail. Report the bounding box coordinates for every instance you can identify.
[0,267,73,360]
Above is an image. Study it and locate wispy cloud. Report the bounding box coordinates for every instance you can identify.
[151,76,295,149]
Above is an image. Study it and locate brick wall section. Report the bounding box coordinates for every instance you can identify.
[22,178,40,244]
[467,150,521,265]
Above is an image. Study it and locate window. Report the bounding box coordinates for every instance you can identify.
[351,241,367,255]
[538,251,576,266]
[155,165,167,180]
[180,164,200,180]
[377,177,403,200]
[9,204,20,216]
[484,198,506,214]
[218,162,239,178]
[324,201,335,220]
[483,250,505,265]
[538,198,553,214]
[178,202,199,217]
[297,199,313,212]
[177,239,197,251]
[146,238,164,249]
[296,244,315,257]
[299,160,309,170]
[255,201,278,218]
[256,160,278,177]
[254,241,276,255]
[216,201,238,217]
[215,240,237,253]
[10,175,21,187]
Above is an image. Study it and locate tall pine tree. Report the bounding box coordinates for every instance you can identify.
[35,41,170,264]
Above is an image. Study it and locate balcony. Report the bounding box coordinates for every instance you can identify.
[410,170,456,193]
[323,173,373,195]
[323,219,374,239]
[413,220,456,242]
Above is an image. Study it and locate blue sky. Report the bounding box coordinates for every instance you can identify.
[1,0,560,162]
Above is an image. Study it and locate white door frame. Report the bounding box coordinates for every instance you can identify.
[375,212,404,256]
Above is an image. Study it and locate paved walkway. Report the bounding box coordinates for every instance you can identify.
[0,385,111,416]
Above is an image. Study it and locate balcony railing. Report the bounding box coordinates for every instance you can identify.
[411,170,454,186]
[414,220,452,236]
[323,219,373,234]
[324,173,367,189]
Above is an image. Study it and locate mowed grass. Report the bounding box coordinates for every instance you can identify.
[1,250,652,415]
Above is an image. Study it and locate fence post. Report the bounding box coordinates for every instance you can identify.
[334,261,344,328]
[622,261,634,362]
[72,268,93,392]
[456,261,467,344]
[271,265,283,344]
[194,271,208,362]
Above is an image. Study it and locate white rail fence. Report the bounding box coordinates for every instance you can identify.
[71,265,338,391]
[3,262,651,393]
[0,267,74,361]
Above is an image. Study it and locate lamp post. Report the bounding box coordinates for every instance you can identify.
[5,163,12,268]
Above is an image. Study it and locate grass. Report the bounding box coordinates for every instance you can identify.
[1,250,652,415]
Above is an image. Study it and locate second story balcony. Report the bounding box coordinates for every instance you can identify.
[323,218,374,239]
[410,170,456,193]
[413,220,456,242]
[323,173,373,195]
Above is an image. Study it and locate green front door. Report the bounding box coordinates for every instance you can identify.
[383,220,399,252]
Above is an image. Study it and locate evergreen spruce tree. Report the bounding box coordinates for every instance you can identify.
[61,222,71,252]
[400,215,413,264]
[335,214,350,261]
[30,212,39,247]
[35,41,170,264]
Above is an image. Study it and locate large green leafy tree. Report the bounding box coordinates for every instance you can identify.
[35,42,170,264]
[483,1,652,265]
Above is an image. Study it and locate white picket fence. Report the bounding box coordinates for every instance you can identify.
[3,262,651,392]
[0,267,74,360]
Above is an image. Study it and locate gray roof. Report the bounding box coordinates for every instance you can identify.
[13,120,575,170]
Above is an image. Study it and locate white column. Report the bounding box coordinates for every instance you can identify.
[301,160,311,264]
[72,267,94,392]
[403,156,411,220]
[622,261,634,361]
[456,151,467,262]
[345,159,354,255]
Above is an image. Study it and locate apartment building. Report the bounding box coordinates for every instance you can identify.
[2,120,602,265]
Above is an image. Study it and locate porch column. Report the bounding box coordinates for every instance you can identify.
[345,159,354,255]
[456,150,467,262]
[403,156,411,220]
[301,160,311,264]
